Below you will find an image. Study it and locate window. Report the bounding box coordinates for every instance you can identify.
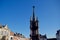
[11,37,13,40]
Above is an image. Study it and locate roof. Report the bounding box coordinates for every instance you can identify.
[56,29,60,35]
[10,31,14,36]
[40,34,47,38]
[47,38,57,40]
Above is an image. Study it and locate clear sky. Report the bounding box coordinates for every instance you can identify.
[0,0,60,38]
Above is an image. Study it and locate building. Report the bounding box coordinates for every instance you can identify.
[40,34,47,40]
[47,38,57,40]
[47,29,60,40]
[56,29,60,40]
[0,24,28,40]
[30,6,40,40]
[0,25,10,40]
[30,6,47,40]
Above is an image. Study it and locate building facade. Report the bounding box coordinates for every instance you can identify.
[0,25,10,40]
[30,6,40,40]
[40,34,47,40]
[0,24,28,40]
[30,6,47,40]
[56,29,60,40]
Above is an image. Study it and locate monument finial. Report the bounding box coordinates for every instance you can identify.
[33,6,35,20]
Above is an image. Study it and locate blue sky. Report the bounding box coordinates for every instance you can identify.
[0,0,60,38]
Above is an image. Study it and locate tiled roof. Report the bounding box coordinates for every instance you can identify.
[10,31,14,36]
